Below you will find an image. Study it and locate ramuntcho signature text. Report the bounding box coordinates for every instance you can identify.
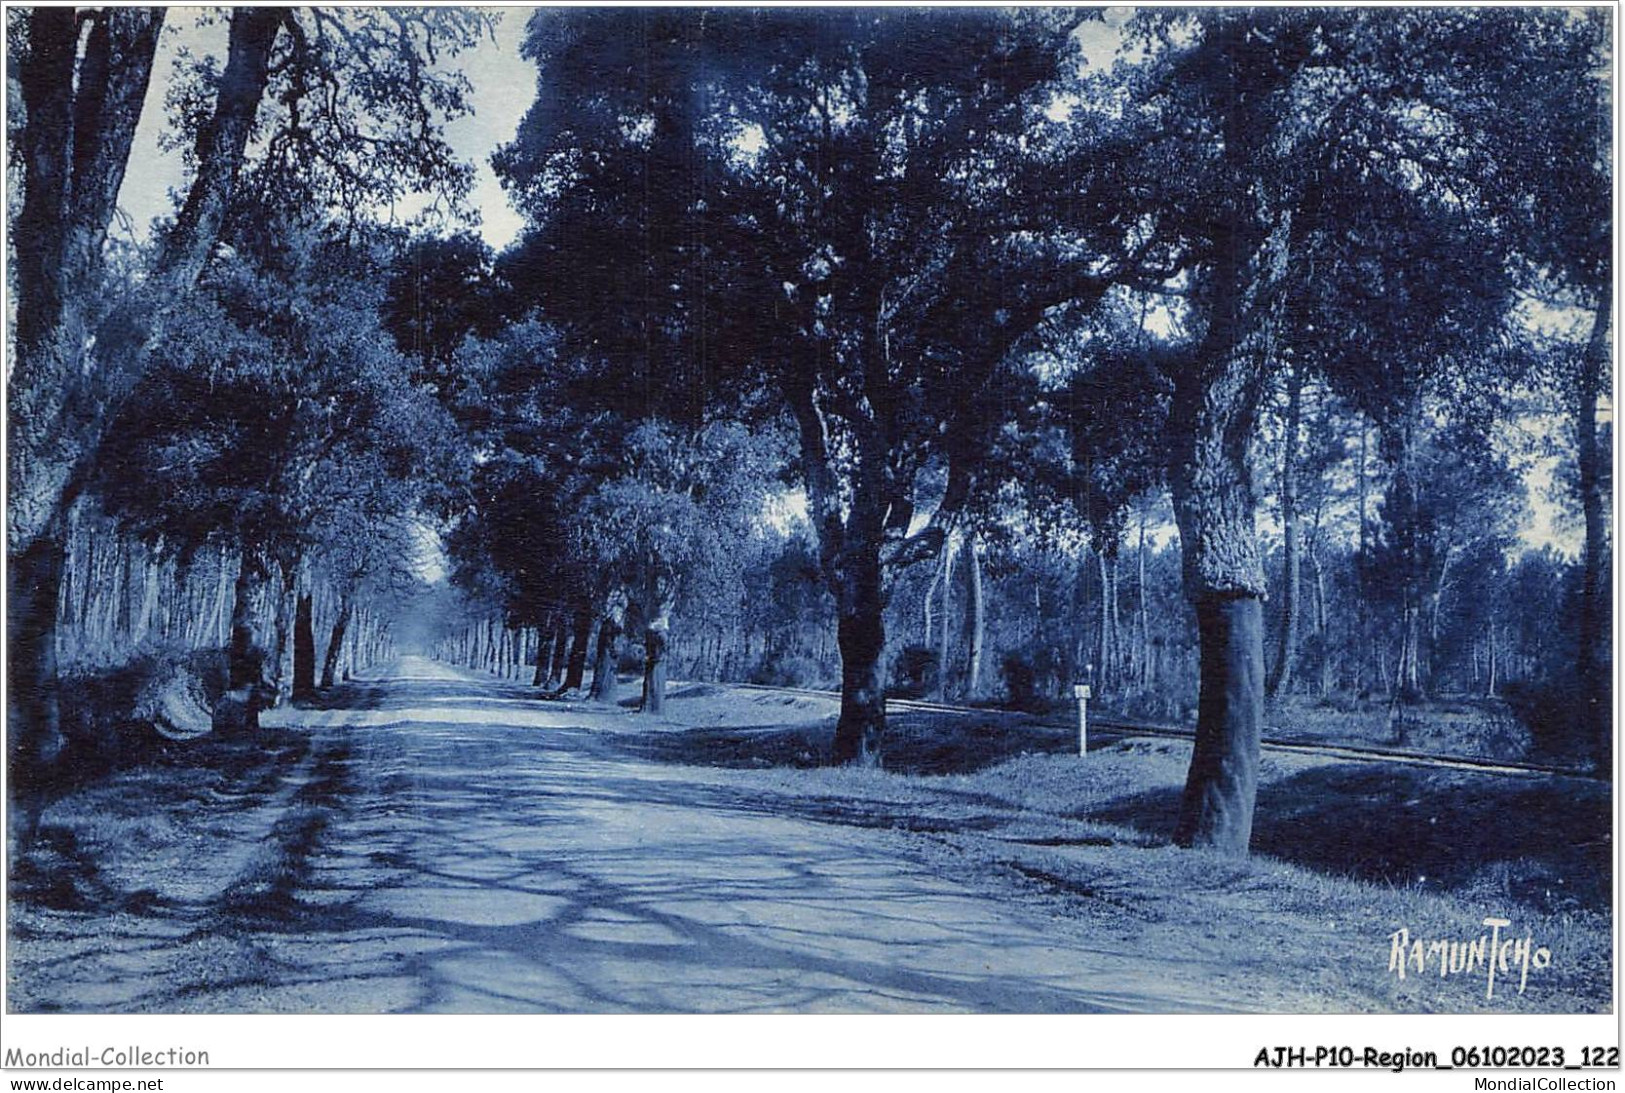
[1388,917,1552,999]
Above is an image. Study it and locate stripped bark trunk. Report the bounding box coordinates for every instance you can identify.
[1177,597,1264,851]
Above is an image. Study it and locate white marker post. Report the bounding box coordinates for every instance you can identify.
[1073,684,1092,757]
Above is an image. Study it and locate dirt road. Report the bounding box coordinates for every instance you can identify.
[12,657,1607,1014]
[10,657,1252,1013]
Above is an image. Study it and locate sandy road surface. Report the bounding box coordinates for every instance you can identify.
[250,657,1240,1012]
[12,657,1252,1013]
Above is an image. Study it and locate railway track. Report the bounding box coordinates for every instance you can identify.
[729,682,1603,781]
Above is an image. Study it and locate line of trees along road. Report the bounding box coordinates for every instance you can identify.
[6,8,1611,859]
[7,6,490,841]
[471,8,1611,854]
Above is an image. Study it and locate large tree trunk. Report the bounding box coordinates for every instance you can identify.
[320,594,352,689]
[548,613,570,686]
[1169,455,1270,856]
[292,591,316,701]
[1167,219,1278,856]
[218,552,267,736]
[156,8,285,285]
[1577,291,1611,771]
[1397,597,1423,700]
[227,554,263,690]
[562,607,593,692]
[7,531,67,848]
[533,615,554,687]
[591,591,628,703]
[1266,365,1303,698]
[641,580,677,715]
[831,549,887,767]
[269,561,298,702]
[1174,597,1265,852]
[9,12,164,841]
[591,621,621,703]
[641,625,669,716]
[10,9,280,838]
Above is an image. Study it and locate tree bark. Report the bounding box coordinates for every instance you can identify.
[591,591,628,703]
[936,534,957,700]
[1136,504,1151,689]
[641,580,677,715]
[967,535,985,698]
[1096,548,1118,689]
[10,9,282,836]
[1355,419,1370,693]
[292,591,316,701]
[269,561,298,702]
[831,550,887,766]
[562,607,593,692]
[157,8,284,285]
[1267,365,1303,698]
[11,8,80,356]
[1173,597,1265,853]
[548,613,570,686]
[227,554,263,690]
[7,530,67,848]
[320,595,352,689]
[8,12,165,844]
[641,624,669,716]
[1309,539,1331,697]
[533,616,553,687]
[1166,212,1280,856]
[1577,291,1611,771]
[923,550,941,647]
